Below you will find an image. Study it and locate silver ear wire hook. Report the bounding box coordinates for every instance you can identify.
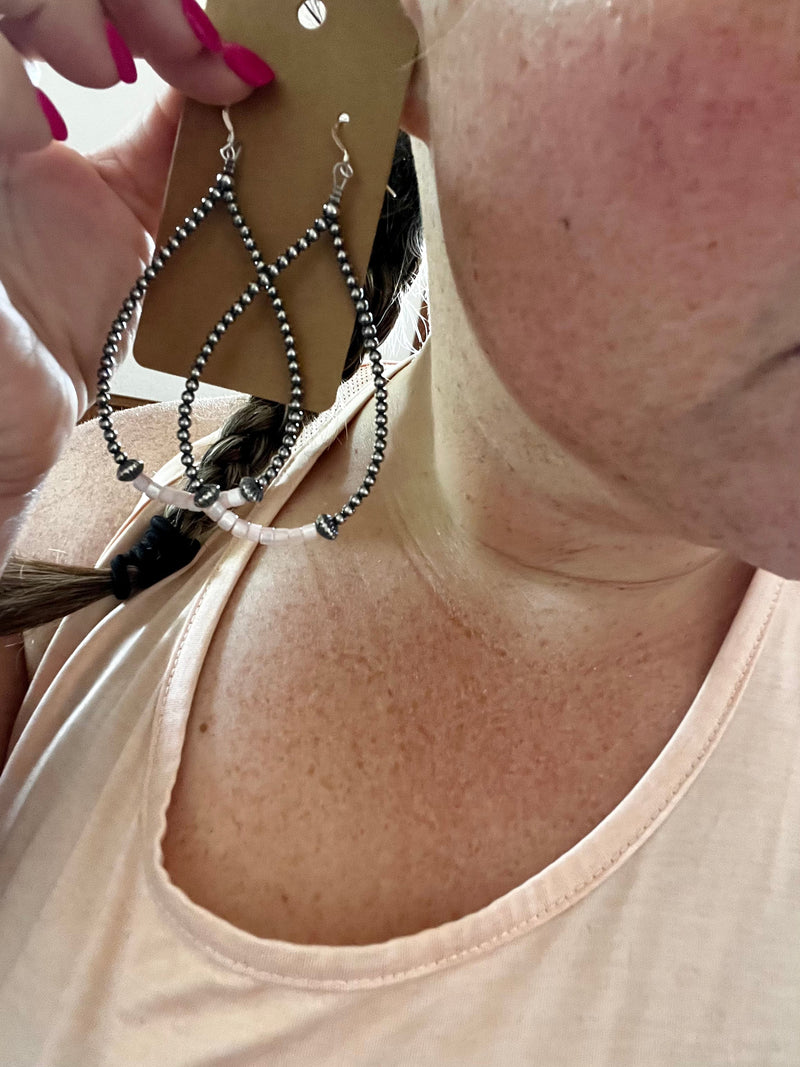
[332,112,397,199]
[222,106,234,141]
[220,106,241,166]
[332,113,354,195]
[332,112,351,165]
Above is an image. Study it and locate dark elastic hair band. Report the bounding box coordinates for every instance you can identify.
[110,516,202,601]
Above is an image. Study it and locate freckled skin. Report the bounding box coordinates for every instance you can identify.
[410,0,800,576]
[163,0,799,946]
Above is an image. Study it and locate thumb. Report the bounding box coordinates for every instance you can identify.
[89,87,186,239]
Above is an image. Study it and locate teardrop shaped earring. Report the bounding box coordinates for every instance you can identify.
[171,105,309,513]
[96,107,290,515]
[96,108,390,546]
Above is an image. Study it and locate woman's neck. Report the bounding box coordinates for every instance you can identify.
[375,152,756,657]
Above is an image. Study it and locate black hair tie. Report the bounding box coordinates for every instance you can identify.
[110,516,202,601]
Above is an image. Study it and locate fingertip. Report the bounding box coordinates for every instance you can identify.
[34,89,68,142]
[145,51,270,109]
[220,43,276,88]
[181,0,223,54]
[105,21,138,85]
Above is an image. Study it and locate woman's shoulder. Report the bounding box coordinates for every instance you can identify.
[14,396,245,567]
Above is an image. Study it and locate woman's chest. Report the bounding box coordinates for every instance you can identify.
[159,585,710,947]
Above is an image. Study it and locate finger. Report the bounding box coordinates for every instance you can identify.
[105,0,275,104]
[0,34,57,153]
[0,0,43,16]
[2,0,275,104]
[2,0,275,103]
[0,0,122,88]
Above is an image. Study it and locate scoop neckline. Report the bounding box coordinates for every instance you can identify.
[139,369,785,990]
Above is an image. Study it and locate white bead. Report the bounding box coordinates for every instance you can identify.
[173,488,200,511]
[204,501,226,521]
[158,486,181,507]
[221,488,245,508]
[125,467,330,549]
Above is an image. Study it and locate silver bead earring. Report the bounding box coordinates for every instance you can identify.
[96,107,388,546]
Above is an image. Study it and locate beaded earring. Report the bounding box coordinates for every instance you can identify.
[96,107,388,545]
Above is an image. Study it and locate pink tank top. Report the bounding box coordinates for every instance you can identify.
[1,358,798,1065]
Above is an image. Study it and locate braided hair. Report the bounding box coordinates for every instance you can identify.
[0,132,424,637]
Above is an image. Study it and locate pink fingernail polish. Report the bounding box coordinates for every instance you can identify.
[182,0,222,54]
[105,20,137,84]
[221,42,275,87]
[34,89,68,142]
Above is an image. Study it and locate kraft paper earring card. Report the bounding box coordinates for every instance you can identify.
[133,0,418,414]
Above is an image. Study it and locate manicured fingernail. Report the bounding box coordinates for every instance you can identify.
[182,0,222,54]
[34,89,68,141]
[221,42,275,87]
[105,20,137,84]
